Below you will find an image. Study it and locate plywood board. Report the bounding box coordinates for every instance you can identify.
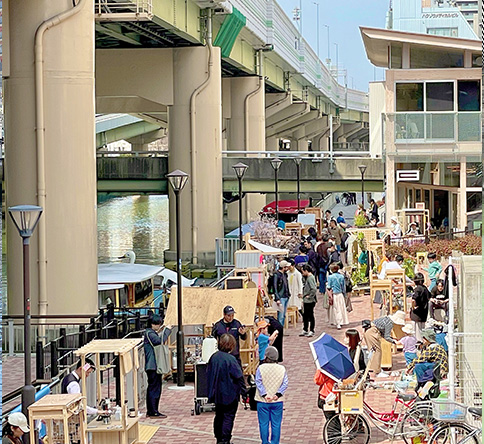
[75,339,142,356]
[164,287,258,327]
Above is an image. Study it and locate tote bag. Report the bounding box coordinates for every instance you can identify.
[146,328,171,375]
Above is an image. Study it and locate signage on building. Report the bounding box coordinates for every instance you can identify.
[397,170,420,182]
[422,12,459,18]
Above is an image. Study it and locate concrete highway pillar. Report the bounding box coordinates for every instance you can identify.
[168,46,223,265]
[225,76,266,226]
[4,0,97,316]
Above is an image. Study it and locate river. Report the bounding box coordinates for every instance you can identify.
[2,195,170,313]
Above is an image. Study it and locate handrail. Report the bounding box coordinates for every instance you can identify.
[96,150,168,157]
[221,150,371,158]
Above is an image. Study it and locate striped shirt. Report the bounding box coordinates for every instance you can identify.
[373,316,395,343]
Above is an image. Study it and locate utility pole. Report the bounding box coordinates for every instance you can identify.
[313,2,320,59]
[334,42,339,79]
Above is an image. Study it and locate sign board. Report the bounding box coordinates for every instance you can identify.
[396,170,420,182]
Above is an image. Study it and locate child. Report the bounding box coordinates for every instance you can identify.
[256,320,278,364]
[424,252,442,291]
[398,324,418,365]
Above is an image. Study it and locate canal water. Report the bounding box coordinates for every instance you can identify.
[2,195,170,313]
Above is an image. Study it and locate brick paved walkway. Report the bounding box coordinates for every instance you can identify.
[3,291,407,443]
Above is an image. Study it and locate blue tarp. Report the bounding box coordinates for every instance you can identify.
[226,223,255,238]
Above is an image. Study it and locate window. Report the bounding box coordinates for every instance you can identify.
[458,80,480,111]
[396,83,423,111]
[427,27,458,37]
[390,44,402,69]
[426,82,454,111]
[410,47,464,68]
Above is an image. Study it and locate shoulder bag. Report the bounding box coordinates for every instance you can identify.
[146,328,171,375]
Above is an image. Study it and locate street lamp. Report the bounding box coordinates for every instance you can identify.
[232,162,249,250]
[358,164,367,208]
[166,169,189,386]
[270,157,283,221]
[324,25,331,67]
[293,157,302,214]
[8,205,43,419]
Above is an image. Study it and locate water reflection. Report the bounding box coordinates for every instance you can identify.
[98,195,169,265]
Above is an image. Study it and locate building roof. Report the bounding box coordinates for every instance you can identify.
[360,26,480,67]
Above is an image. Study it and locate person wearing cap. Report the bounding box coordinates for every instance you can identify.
[61,358,104,416]
[410,273,431,341]
[208,334,247,444]
[143,315,173,418]
[363,310,406,377]
[406,329,448,381]
[2,413,30,444]
[398,324,418,365]
[256,320,279,364]
[254,346,288,444]
[212,306,247,367]
[273,260,291,326]
[390,216,402,238]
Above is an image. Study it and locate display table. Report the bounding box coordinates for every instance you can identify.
[87,416,139,444]
[28,394,87,444]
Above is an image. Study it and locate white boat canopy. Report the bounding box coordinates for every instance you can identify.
[157,267,196,287]
[248,239,289,255]
[98,263,164,284]
[98,283,125,291]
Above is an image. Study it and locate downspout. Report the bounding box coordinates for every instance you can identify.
[244,50,263,151]
[189,9,213,264]
[34,0,87,317]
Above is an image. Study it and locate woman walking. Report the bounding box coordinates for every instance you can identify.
[410,273,431,341]
[299,264,317,337]
[327,263,349,329]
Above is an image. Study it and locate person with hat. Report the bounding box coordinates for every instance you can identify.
[363,310,406,377]
[2,413,30,444]
[212,306,247,368]
[406,329,448,381]
[390,216,402,238]
[254,346,288,444]
[256,320,279,364]
[61,358,104,416]
[397,324,418,365]
[410,273,431,341]
[406,221,419,237]
[273,260,291,326]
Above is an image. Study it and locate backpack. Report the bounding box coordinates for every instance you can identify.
[340,232,350,252]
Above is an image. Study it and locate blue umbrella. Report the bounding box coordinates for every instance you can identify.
[226,222,255,238]
[309,332,356,382]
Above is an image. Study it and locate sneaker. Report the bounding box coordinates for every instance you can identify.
[337,325,342,330]
[307,331,314,337]
[376,371,389,378]
[299,331,308,336]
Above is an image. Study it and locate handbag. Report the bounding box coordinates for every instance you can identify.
[328,291,334,306]
[146,328,171,375]
[345,294,353,313]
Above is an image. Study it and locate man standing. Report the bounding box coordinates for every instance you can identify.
[61,358,103,416]
[212,306,248,367]
[273,260,291,326]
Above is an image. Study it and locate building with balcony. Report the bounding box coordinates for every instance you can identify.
[362,26,481,230]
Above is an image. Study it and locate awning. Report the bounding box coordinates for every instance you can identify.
[98,263,163,284]
[248,239,289,255]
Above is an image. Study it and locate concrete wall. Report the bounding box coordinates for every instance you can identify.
[369,82,385,158]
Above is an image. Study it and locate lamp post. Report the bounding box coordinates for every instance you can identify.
[166,169,189,386]
[293,157,302,214]
[270,158,283,221]
[358,164,367,208]
[8,205,43,419]
[324,25,330,66]
[232,162,249,250]
[313,2,320,60]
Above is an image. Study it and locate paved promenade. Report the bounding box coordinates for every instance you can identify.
[3,289,406,443]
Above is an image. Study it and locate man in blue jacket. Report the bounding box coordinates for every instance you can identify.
[143,315,172,418]
[208,334,247,444]
[212,306,247,367]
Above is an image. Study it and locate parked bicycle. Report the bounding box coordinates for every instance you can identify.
[428,400,481,444]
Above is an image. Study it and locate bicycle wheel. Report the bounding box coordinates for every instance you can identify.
[401,402,437,444]
[429,423,479,444]
[323,413,371,444]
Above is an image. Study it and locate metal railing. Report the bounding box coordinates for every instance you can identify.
[96,150,168,157]
[221,150,371,159]
[332,142,369,151]
[388,225,482,245]
[215,237,240,267]
[95,0,153,20]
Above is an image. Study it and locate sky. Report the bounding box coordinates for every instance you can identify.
[277,0,390,92]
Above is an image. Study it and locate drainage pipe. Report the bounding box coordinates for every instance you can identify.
[34,0,88,317]
[189,9,213,264]
[244,51,264,151]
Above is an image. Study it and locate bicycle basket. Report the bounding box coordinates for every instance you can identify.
[431,400,467,422]
[339,390,364,414]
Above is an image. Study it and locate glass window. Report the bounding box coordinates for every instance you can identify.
[396,83,423,111]
[390,44,402,69]
[410,47,464,69]
[427,27,458,37]
[466,163,482,187]
[466,191,482,213]
[426,82,454,111]
[458,80,480,111]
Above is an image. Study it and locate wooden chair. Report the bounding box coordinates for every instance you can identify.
[386,268,407,314]
[286,306,299,328]
[369,278,392,320]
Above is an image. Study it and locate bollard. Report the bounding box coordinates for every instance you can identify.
[79,325,86,347]
[135,312,141,332]
[8,319,15,356]
[59,327,67,352]
[50,340,59,378]
[36,340,45,380]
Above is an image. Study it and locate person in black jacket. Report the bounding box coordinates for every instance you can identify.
[410,273,431,342]
[265,316,284,362]
[212,306,247,368]
[208,334,247,444]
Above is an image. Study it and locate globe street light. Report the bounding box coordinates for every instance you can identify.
[232,162,249,250]
[166,169,189,386]
[358,164,368,208]
[293,157,302,214]
[270,158,283,221]
[8,205,43,418]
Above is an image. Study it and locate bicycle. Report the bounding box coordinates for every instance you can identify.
[428,400,482,444]
[322,378,440,444]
